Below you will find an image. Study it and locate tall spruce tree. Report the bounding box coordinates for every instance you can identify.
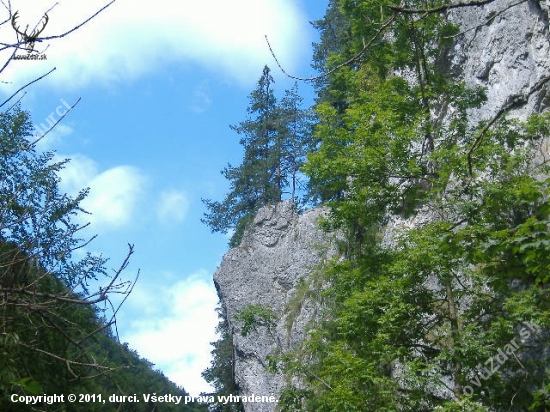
[202,67,314,247]
[202,66,279,247]
[277,83,316,205]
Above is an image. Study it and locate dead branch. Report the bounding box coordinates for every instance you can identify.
[266,13,397,82]
[27,97,81,148]
[17,341,119,372]
[1,286,119,305]
[104,267,139,342]
[0,244,136,305]
[0,0,116,54]
[0,67,56,109]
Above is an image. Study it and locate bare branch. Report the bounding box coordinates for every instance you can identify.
[1,287,110,305]
[266,13,397,82]
[0,67,56,109]
[26,0,116,46]
[17,341,118,371]
[1,244,136,306]
[0,1,115,54]
[0,48,17,78]
[26,97,81,148]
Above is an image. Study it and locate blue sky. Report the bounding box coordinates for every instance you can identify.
[1,0,328,396]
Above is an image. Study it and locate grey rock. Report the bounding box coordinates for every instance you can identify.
[213,200,337,412]
[448,0,550,120]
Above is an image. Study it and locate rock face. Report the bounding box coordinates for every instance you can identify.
[448,0,550,120]
[387,0,550,241]
[213,2,550,410]
[213,201,337,412]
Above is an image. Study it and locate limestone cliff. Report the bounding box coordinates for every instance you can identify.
[448,0,549,120]
[213,201,337,412]
[384,0,550,241]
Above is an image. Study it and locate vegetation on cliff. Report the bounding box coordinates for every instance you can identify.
[202,66,315,247]
[206,0,550,410]
[280,1,550,410]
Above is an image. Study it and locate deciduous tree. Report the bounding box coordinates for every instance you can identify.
[277,1,550,410]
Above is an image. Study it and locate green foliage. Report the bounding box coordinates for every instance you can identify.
[0,244,206,412]
[202,66,315,247]
[234,304,277,337]
[277,1,550,410]
[0,107,205,412]
[0,107,101,286]
[202,307,244,412]
[202,66,281,247]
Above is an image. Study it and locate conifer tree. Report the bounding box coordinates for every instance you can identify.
[202,66,279,247]
[202,67,314,247]
[0,106,135,407]
[277,83,316,205]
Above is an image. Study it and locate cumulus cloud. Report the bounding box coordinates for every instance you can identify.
[123,271,219,396]
[57,154,146,230]
[56,153,99,194]
[1,0,310,90]
[84,166,145,227]
[157,189,190,224]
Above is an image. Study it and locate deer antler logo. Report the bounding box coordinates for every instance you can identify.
[11,11,49,54]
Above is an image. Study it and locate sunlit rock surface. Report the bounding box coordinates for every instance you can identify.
[214,201,337,412]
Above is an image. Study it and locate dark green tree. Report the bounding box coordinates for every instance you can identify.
[277,83,316,205]
[202,307,244,412]
[202,66,279,247]
[202,66,314,247]
[310,0,352,105]
[0,106,135,408]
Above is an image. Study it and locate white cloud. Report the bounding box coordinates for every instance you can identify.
[123,270,219,396]
[57,154,146,230]
[1,0,310,90]
[157,189,189,224]
[56,153,99,195]
[84,165,145,227]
